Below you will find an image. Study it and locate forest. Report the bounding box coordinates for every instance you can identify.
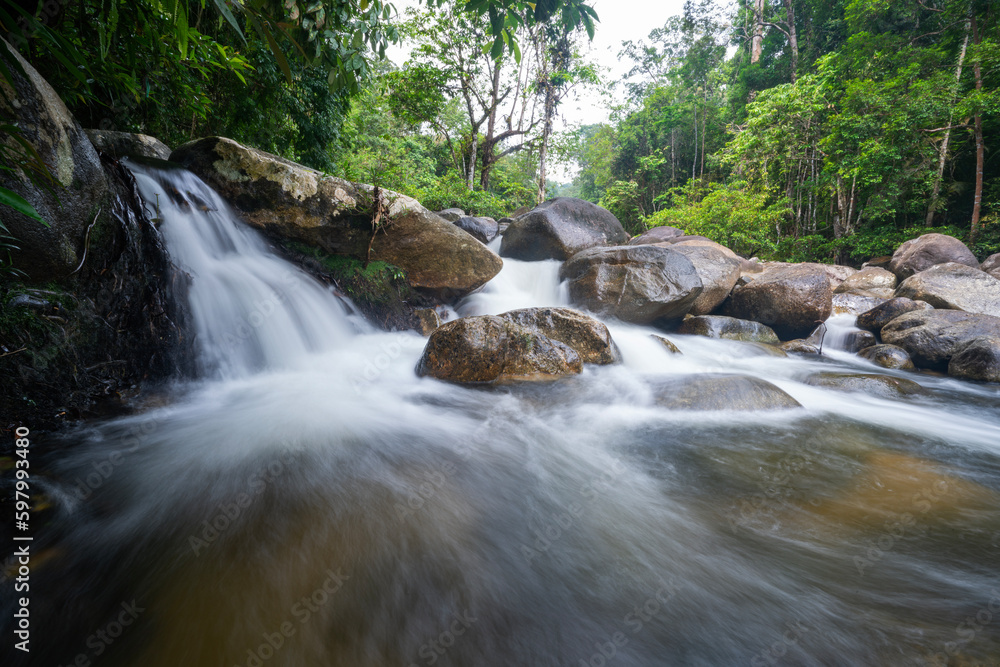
[1,0,998,266]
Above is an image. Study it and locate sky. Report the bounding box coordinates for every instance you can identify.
[387,0,689,130]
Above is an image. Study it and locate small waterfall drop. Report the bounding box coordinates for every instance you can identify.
[129,160,356,378]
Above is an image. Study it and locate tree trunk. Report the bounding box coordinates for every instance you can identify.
[971,12,984,239]
[751,0,765,64]
[692,103,698,181]
[700,109,706,179]
[479,60,504,191]
[784,0,798,82]
[926,5,971,227]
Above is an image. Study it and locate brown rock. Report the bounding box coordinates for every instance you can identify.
[499,307,621,365]
[560,245,702,325]
[651,335,682,354]
[887,233,979,280]
[834,267,897,294]
[832,292,888,317]
[723,264,832,340]
[948,337,1000,383]
[370,208,503,301]
[416,316,582,384]
[981,253,1000,280]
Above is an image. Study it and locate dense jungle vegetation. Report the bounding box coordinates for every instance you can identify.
[2,0,998,266]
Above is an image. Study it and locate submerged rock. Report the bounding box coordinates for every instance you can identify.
[842,330,877,353]
[677,315,780,344]
[500,198,628,260]
[723,264,832,340]
[887,233,979,280]
[652,374,801,411]
[416,316,581,384]
[560,245,702,326]
[880,309,1000,370]
[947,337,1000,383]
[857,344,915,370]
[855,297,931,333]
[803,373,928,398]
[894,263,1000,317]
[651,335,682,354]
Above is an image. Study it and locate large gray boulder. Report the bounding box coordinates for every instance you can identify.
[652,374,801,411]
[880,309,1000,370]
[887,233,979,280]
[85,129,171,160]
[0,38,109,281]
[894,263,1000,317]
[948,337,1000,383]
[416,316,581,384]
[500,197,628,261]
[559,245,703,325]
[723,264,833,340]
[666,244,742,315]
[170,136,502,301]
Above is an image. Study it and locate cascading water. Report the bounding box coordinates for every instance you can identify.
[7,163,1000,667]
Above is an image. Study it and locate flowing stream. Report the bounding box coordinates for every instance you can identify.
[9,162,1000,667]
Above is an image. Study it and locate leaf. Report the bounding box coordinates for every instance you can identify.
[213,0,247,44]
[0,188,49,227]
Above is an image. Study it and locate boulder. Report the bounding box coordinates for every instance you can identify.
[453,216,499,244]
[369,208,504,301]
[170,137,502,300]
[628,226,685,245]
[0,37,110,281]
[778,324,826,355]
[862,256,892,270]
[651,335,682,354]
[500,197,628,260]
[834,266,897,294]
[677,315,780,344]
[652,374,801,411]
[416,316,581,384]
[858,344,915,370]
[947,337,1000,383]
[436,208,465,222]
[887,233,979,280]
[723,264,832,340]
[499,307,621,365]
[832,292,888,317]
[894,263,1000,317]
[841,330,877,353]
[413,308,442,336]
[85,129,171,160]
[803,373,928,398]
[981,253,1000,280]
[880,309,1000,370]
[559,245,702,325]
[738,342,788,358]
[666,244,742,315]
[856,298,931,333]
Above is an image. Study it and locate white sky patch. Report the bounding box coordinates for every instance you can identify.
[385,0,689,182]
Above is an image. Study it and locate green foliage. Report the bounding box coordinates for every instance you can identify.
[599,181,643,235]
[416,173,522,219]
[645,181,789,257]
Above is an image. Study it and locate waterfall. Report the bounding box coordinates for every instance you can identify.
[10,164,1000,667]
